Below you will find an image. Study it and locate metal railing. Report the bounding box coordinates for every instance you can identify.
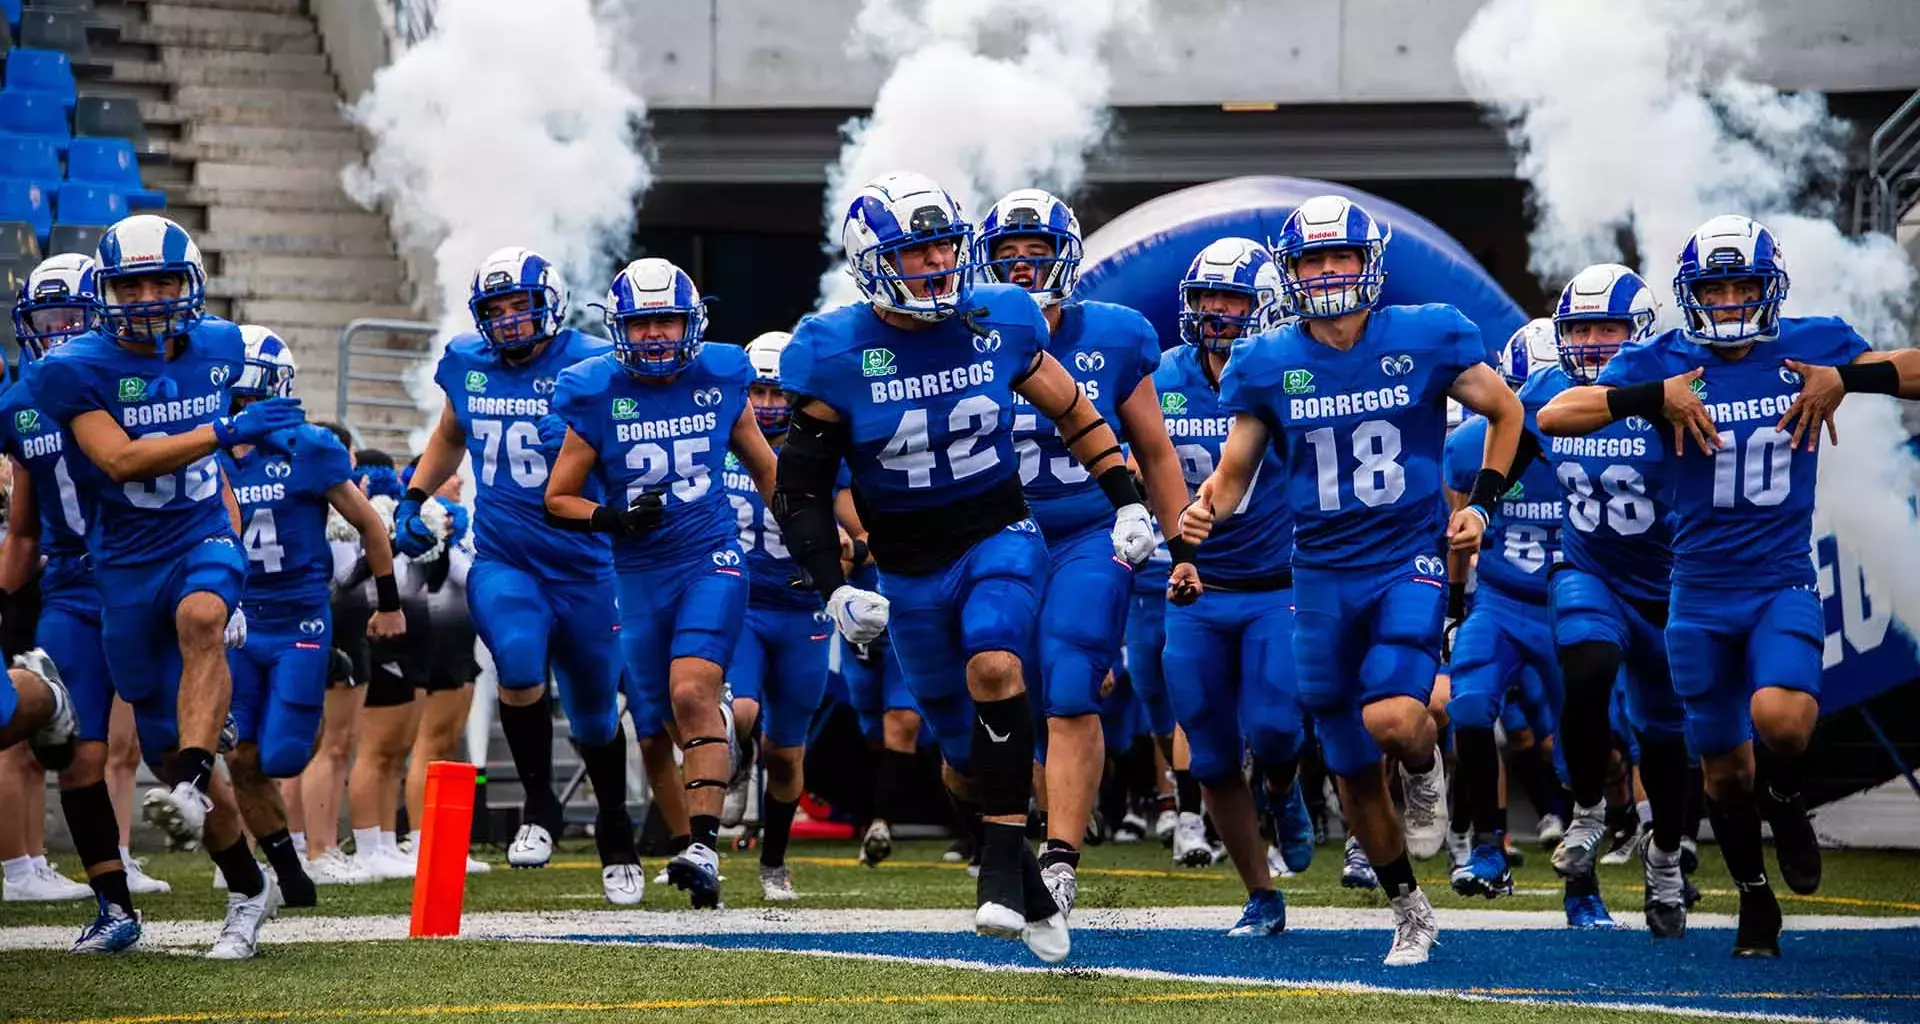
[336,317,437,446]
[1854,88,1920,237]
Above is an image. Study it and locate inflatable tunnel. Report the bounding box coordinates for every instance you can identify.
[1076,176,1528,349]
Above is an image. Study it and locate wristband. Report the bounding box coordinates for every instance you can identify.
[401,487,429,507]
[1466,468,1506,515]
[1604,380,1666,423]
[849,537,870,568]
[374,574,401,613]
[1446,580,1467,621]
[1168,537,1198,566]
[211,417,237,447]
[1096,464,1144,510]
[589,506,625,534]
[1836,360,1901,396]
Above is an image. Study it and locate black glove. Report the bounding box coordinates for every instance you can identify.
[617,490,665,538]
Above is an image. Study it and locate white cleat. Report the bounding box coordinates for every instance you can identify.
[124,858,171,895]
[352,849,411,883]
[1446,830,1472,873]
[1171,811,1212,867]
[1266,844,1296,879]
[306,849,373,886]
[1040,861,1077,918]
[1398,758,1449,861]
[1385,888,1439,966]
[760,864,798,902]
[1023,911,1071,964]
[5,863,92,902]
[602,863,645,906]
[142,782,212,850]
[206,883,281,960]
[466,854,492,875]
[1536,812,1566,846]
[506,823,554,869]
[1153,809,1178,845]
[974,900,1025,940]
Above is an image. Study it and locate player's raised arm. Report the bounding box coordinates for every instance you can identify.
[728,404,779,505]
[1777,348,1920,450]
[1014,351,1155,565]
[1537,368,1716,454]
[1113,375,1189,549]
[65,399,302,485]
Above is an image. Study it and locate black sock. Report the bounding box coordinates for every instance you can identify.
[59,782,121,873]
[1019,840,1060,922]
[1174,769,1202,815]
[1682,764,1705,841]
[877,749,916,825]
[1638,734,1689,853]
[209,838,264,898]
[1565,868,1600,899]
[971,694,1035,817]
[1402,750,1436,776]
[581,733,635,864]
[1455,728,1505,842]
[1706,793,1768,888]
[668,834,692,856]
[498,696,561,834]
[1447,760,1469,834]
[162,747,216,795]
[1124,736,1157,803]
[1097,757,1128,830]
[1755,742,1805,801]
[1376,852,1419,898]
[1299,745,1328,821]
[947,794,984,854]
[259,829,314,906]
[1510,747,1563,821]
[1039,838,1079,870]
[690,814,719,852]
[978,821,1026,910]
[761,797,798,869]
[89,869,133,915]
[1260,758,1300,810]
[1556,641,1622,808]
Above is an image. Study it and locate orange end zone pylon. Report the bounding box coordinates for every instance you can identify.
[409,760,478,938]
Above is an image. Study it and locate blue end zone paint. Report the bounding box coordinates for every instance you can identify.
[556,927,1920,1022]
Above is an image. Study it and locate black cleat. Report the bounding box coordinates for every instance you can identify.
[1762,789,1822,895]
[1731,882,1782,958]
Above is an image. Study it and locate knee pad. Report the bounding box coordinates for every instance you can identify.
[259,720,321,778]
[1315,705,1383,779]
[918,693,975,777]
[1446,686,1503,733]
[961,576,1042,661]
[1682,690,1751,760]
[1360,640,1438,707]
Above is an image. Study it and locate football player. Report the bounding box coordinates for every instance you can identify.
[1538,217,1920,956]
[975,188,1187,916]
[1153,237,1304,937]
[34,215,303,959]
[546,257,779,909]
[396,248,644,903]
[771,172,1155,964]
[1183,195,1526,965]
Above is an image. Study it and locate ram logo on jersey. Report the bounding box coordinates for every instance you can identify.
[532,376,557,395]
[1380,354,1415,376]
[1624,416,1652,432]
[692,387,724,408]
[265,460,293,479]
[1074,351,1106,373]
[973,331,1002,354]
[1288,384,1413,422]
[1779,365,1802,387]
[1413,555,1446,579]
[868,360,996,404]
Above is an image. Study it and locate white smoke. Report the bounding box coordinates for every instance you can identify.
[1458,0,1920,638]
[817,0,1153,308]
[343,0,651,421]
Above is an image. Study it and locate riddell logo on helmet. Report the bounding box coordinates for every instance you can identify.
[1305,230,1341,241]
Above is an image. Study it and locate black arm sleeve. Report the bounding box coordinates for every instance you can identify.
[772,406,851,600]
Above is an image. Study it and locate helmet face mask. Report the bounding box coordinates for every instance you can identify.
[231,324,297,414]
[605,258,705,379]
[974,188,1083,307]
[1672,215,1788,347]
[94,215,207,350]
[1272,195,1389,320]
[744,330,791,435]
[1177,237,1283,352]
[468,248,568,358]
[12,253,99,359]
[1553,262,1659,383]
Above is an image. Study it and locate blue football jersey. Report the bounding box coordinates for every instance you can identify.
[724,447,817,611]
[553,343,750,573]
[0,369,93,570]
[1155,345,1292,583]
[1596,317,1869,590]
[1220,304,1488,571]
[1012,301,1161,542]
[434,328,613,581]
[781,283,1048,514]
[33,320,244,566]
[222,423,352,608]
[1445,413,1563,600]
[1520,367,1673,603]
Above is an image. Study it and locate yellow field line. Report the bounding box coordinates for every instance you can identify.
[10,988,1323,1024]
[1690,888,1920,913]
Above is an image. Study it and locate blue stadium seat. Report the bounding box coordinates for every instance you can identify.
[0,129,58,188]
[5,47,72,106]
[52,179,120,226]
[0,89,66,148]
[0,177,49,248]
[63,136,160,208]
[1,0,19,40]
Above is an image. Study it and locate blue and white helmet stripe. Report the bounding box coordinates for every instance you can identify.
[234,324,297,399]
[1178,237,1284,352]
[605,257,706,379]
[1270,195,1390,319]
[974,188,1083,307]
[841,172,972,323]
[1673,214,1788,347]
[468,247,568,355]
[93,214,206,349]
[12,252,98,359]
[1497,317,1558,386]
[1553,263,1657,383]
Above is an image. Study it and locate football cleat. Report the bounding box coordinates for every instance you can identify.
[1154,808,1179,846]
[1040,861,1077,919]
[1643,841,1688,939]
[1450,841,1514,899]
[859,819,893,868]
[760,864,798,902]
[1502,833,1527,869]
[206,882,281,961]
[124,858,171,895]
[1732,880,1782,958]
[1564,893,1618,930]
[1398,759,1449,860]
[667,844,723,909]
[942,836,972,863]
[306,848,373,886]
[6,861,91,901]
[1022,911,1071,964]
[602,863,645,906]
[18,649,77,772]
[1385,888,1439,966]
[1112,811,1149,843]
[1536,812,1566,846]
[1762,788,1822,895]
[1226,889,1287,937]
[1599,822,1646,866]
[975,900,1025,940]
[71,897,141,954]
[1341,836,1379,890]
[1273,777,1315,873]
[1266,844,1295,879]
[1551,802,1606,879]
[506,823,553,869]
[141,782,211,851]
[1446,829,1471,873]
[1171,812,1212,867]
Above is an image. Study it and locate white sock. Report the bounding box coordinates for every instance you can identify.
[118,846,135,868]
[1636,800,1652,826]
[29,855,48,873]
[290,832,307,857]
[408,830,422,852]
[352,826,383,861]
[380,830,399,855]
[2,855,32,882]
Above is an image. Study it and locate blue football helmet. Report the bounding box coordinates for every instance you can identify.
[1178,237,1283,352]
[974,188,1082,307]
[233,324,297,401]
[1673,214,1788,347]
[1553,263,1657,383]
[94,215,206,349]
[744,330,792,435]
[468,247,568,357]
[12,253,98,360]
[605,257,706,379]
[1271,195,1389,319]
[841,172,972,322]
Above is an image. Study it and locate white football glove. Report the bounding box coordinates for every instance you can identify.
[1110,503,1156,567]
[224,608,248,650]
[826,584,890,645]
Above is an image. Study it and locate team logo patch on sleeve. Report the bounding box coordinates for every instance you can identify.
[612,397,639,420]
[465,371,488,393]
[117,377,147,403]
[1283,369,1315,395]
[861,349,897,378]
[1161,392,1187,416]
[14,409,39,433]
[1501,480,1524,500]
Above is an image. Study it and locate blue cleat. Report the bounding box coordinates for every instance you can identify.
[1565,893,1618,929]
[1449,840,1514,899]
[1227,888,1287,936]
[1274,778,1315,874]
[666,844,723,910]
[1340,836,1378,890]
[71,897,141,954]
